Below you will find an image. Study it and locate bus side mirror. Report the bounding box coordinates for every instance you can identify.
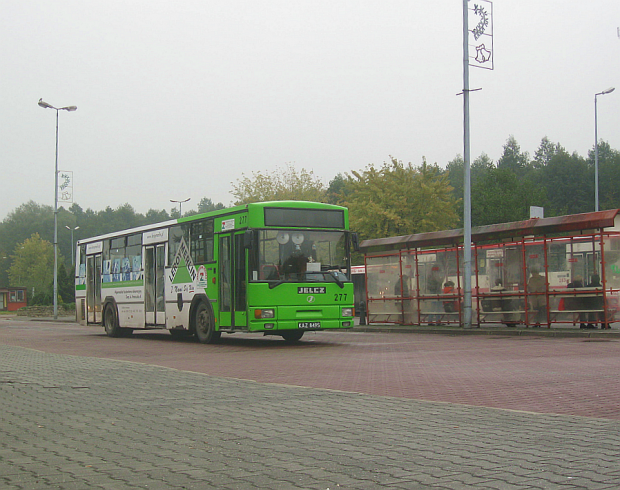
[244,230,255,249]
[351,232,360,252]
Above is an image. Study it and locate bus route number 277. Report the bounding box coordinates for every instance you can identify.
[334,293,348,301]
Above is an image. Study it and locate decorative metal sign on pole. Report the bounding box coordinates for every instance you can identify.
[462,0,493,328]
[469,1,494,70]
[58,171,73,203]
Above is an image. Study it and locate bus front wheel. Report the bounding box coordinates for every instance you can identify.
[281,330,304,342]
[194,302,220,344]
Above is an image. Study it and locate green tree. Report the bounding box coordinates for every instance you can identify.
[197,197,226,213]
[181,198,226,217]
[0,201,54,267]
[326,173,347,204]
[588,141,620,211]
[445,155,464,204]
[533,136,563,169]
[0,253,9,288]
[231,164,326,204]
[472,166,545,226]
[57,263,74,304]
[540,148,590,215]
[342,157,458,240]
[144,208,171,224]
[446,153,494,226]
[497,136,530,175]
[8,233,55,304]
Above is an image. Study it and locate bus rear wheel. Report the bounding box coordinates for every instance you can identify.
[281,330,304,342]
[103,303,133,338]
[104,304,120,337]
[194,302,220,344]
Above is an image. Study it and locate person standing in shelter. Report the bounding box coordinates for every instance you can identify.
[527,267,547,327]
[394,273,409,298]
[587,274,609,329]
[442,281,458,314]
[491,278,516,327]
[566,275,587,329]
[427,269,442,325]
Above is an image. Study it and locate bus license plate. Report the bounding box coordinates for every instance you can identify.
[298,322,321,329]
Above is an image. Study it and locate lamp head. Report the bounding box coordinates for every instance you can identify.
[38,98,55,109]
[62,106,78,112]
[597,87,615,96]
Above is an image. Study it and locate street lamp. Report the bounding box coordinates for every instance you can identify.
[594,87,615,212]
[39,98,77,320]
[170,198,190,217]
[65,225,80,267]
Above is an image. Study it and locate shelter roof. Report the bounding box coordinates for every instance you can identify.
[360,209,619,253]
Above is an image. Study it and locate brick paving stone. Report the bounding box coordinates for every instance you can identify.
[2,331,620,489]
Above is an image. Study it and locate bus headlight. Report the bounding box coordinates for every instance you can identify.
[255,309,275,319]
[342,307,353,317]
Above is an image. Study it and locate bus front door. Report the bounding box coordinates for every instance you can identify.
[145,244,166,325]
[218,232,247,329]
[86,254,102,324]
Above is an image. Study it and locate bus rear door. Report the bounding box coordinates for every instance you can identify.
[86,254,102,324]
[145,243,166,325]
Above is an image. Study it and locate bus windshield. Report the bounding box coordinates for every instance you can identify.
[250,229,350,284]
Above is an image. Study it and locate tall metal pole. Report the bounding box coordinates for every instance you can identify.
[594,87,615,212]
[66,226,79,266]
[594,93,599,212]
[39,99,77,320]
[462,0,472,328]
[53,109,59,320]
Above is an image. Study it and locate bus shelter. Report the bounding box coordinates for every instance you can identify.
[359,210,620,328]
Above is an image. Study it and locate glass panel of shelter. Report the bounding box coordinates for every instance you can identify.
[363,228,620,328]
[365,254,402,323]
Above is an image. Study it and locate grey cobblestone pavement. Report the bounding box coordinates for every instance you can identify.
[1,344,620,489]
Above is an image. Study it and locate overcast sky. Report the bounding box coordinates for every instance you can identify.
[1,0,619,221]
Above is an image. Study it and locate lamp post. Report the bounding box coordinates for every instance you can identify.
[594,87,615,212]
[38,98,77,320]
[170,198,190,217]
[65,225,80,267]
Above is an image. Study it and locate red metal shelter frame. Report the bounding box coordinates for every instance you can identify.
[360,210,620,328]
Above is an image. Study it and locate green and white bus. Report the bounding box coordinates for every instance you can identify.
[75,201,358,342]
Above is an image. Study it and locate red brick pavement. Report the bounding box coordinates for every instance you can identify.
[2,320,619,420]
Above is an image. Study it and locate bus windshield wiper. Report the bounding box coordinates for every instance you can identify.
[268,280,285,289]
[328,271,345,289]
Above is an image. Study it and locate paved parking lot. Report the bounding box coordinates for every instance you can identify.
[1,319,620,488]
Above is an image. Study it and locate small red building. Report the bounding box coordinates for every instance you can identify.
[0,287,27,311]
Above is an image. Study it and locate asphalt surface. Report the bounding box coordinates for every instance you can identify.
[1,317,620,489]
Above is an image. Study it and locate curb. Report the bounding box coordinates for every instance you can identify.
[352,324,620,338]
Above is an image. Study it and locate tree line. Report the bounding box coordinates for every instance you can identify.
[2,136,619,304]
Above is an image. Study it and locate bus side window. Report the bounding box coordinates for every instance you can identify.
[169,225,188,264]
[190,219,214,265]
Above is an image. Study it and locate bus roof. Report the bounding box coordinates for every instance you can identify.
[77,200,347,245]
